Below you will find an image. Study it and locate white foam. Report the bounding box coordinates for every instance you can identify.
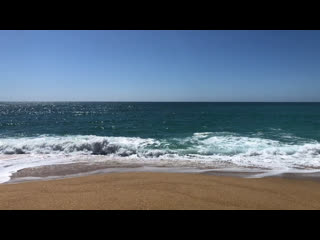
[0,154,79,183]
[0,135,160,155]
[0,133,320,183]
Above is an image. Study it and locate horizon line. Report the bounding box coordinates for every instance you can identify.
[1,101,320,103]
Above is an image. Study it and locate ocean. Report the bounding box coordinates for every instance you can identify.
[1,102,320,183]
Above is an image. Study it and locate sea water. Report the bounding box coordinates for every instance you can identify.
[1,102,320,182]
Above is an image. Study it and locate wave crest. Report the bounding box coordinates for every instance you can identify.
[0,136,157,156]
[1,133,320,170]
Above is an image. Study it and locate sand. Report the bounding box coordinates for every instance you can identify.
[1,172,320,210]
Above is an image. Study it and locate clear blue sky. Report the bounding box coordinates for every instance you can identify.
[1,30,320,102]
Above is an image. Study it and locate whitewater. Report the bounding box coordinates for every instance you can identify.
[1,132,320,183]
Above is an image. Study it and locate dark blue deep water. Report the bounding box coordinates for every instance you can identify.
[1,102,320,142]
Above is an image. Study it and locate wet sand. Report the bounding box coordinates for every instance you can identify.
[10,162,320,183]
[1,172,320,209]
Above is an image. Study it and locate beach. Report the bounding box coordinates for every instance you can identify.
[1,172,320,210]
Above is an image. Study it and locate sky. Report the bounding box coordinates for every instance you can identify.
[0,30,320,102]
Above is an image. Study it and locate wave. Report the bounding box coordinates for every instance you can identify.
[0,133,319,166]
[0,135,158,155]
[0,132,320,157]
[0,133,320,183]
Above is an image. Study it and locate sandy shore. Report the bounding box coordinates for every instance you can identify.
[1,172,320,209]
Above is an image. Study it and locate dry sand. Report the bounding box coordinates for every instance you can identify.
[1,172,320,210]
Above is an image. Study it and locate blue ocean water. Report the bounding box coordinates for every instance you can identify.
[0,102,320,182]
[1,102,320,140]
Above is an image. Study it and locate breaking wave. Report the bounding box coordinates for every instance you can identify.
[0,135,157,156]
[0,133,320,171]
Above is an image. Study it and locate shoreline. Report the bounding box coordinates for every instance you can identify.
[1,171,320,209]
[7,162,320,185]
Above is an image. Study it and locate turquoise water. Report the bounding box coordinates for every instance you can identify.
[0,102,320,182]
